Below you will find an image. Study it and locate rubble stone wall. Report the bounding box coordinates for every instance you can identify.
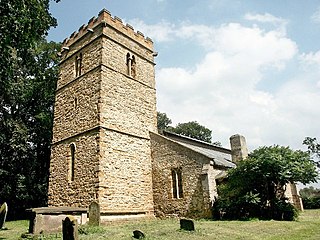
[96,129,154,214]
[48,131,99,207]
[48,9,156,216]
[150,132,214,219]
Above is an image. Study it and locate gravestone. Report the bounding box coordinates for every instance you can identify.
[0,202,8,229]
[88,201,100,226]
[180,218,195,231]
[62,217,79,240]
[133,229,145,239]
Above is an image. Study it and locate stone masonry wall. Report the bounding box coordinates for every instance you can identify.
[49,9,156,215]
[150,132,214,219]
[49,28,103,207]
[96,130,154,214]
[58,34,103,90]
[52,67,101,143]
[101,32,155,88]
[48,131,99,207]
[100,66,157,139]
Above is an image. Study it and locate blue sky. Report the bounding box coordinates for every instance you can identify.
[48,0,320,155]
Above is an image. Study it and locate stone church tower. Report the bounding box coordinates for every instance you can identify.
[48,9,157,218]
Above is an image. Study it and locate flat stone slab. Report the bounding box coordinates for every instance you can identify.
[28,207,88,214]
[28,207,88,235]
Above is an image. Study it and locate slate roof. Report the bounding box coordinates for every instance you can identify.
[162,131,236,168]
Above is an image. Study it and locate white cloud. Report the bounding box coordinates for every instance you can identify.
[300,51,320,65]
[244,13,288,35]
[245,13,287,25]
[128,19,175,42]
[311,7,320,23]
[132,16,320,150]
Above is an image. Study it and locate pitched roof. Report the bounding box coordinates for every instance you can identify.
[162,131,236,168]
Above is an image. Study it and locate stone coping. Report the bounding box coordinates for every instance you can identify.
[27,207,88,215]
[27,207,150,216]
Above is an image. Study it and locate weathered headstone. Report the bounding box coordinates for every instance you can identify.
[180,218,195,231]
[88,201,100,226]
[0,202,8,229]
[62,217,78,240]
[133,229,145,239]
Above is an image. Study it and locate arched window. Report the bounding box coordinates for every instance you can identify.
[69,143,76,181]
[172,168,183,199]
[126,53,136,78]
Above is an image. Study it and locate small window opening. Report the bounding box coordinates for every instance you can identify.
[172,168,183,199]
[126,53,136,78]
[131,55,136,78]
[69,143,76,181]
[74,97,78,109]
[75,53,82,77]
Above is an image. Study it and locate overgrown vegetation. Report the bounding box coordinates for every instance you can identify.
[213,145,318,221]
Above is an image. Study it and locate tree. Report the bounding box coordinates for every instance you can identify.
[156,112,222,145]
[0,0,59,98]
[300,186,320,198]
[157,112,172,131]
[303,137,320,167]
[0,0,60,219]
[172,121,212,143]
[0,39,60,219]
[214,145,318,220]
[300,186,320,209]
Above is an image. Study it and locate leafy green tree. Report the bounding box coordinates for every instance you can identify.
[172,121,212,143]
[157,112,172,131]
[0,39,60,219]
[300,186,320,209]
[156,112,221,145]
[303,137,320,167]
[300,186,320,198]
[0,0,60,219]
[0,0,58,97]
[214,146,318,220]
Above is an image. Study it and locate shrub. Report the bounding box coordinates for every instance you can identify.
[302,196,320,209]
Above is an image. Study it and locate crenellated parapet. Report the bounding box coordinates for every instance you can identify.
[61,9,153,52]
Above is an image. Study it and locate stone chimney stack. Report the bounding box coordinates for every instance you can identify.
[230,134,248,163]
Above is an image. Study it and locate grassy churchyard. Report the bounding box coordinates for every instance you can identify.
[1,209,320,240]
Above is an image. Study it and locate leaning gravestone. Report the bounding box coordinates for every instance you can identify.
[88,201,100,226]
[180,218,195,231]
[0,202,8,229]
[62,217,79,240]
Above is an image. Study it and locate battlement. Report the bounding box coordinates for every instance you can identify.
[61,9,153,51]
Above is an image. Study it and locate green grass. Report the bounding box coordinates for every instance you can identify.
[1,209,320,240]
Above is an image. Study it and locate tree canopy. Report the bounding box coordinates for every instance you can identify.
[300,186,320,209]
[157,111,221,145]
[303,137,320,167]
[214,145,318,220]
[157,112,172,131]
[173,121,212,143]
[0,0,60,219]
